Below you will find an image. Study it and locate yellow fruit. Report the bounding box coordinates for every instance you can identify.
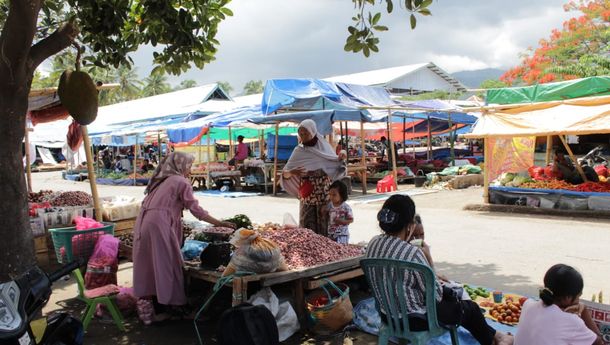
[58,69,98,125]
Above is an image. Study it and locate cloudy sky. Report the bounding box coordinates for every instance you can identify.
[130,0,573,93]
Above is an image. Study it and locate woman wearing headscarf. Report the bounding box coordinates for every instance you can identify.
[281,120,346,236]
[133,152,234,324]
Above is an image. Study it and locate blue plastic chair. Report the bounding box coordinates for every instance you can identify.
[360,258,459,345]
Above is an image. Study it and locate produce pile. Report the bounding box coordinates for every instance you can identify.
[261,227,364,269]
[488,298,524,325]
[49,191,93,207]
[99,171,153,180]
[464,285,490,300]
[521,180,610,193]
[492,173,534,187]
[28,190,54,203]
[223,214,252,229]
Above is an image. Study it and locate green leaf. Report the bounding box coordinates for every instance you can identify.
[421,0,433,8]
[410,14,417,29]
[374,25,389,31]
[370,45,379,52]
[363,45,370,57]
[344,42,354,52]
[220,7,233,16]
[372,12,381,25]
[386,0,394,13]
[348,26,357,34]
[405,0,413,11]
[418,8,431,16]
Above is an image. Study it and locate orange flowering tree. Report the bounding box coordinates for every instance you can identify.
[501,0,610,85]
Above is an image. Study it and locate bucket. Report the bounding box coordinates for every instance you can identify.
[414,170,426,187]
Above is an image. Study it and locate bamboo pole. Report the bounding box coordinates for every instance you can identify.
[198,136,202,163]
[449,115,455,166]
[360,121,367,194]
[157,131,162,161]
[483,137,491,204]
[81,126,102,221]
[24,126,33,193]
[133,136,139,186]
[272,123,279,196]
[559,135,587,182]
[402,117,406,153]
[412,118,416,159]
[206,132,212,189]
[345,121,349,161]
[388,109,398,189]
[545,136,552,165]
[228,126,233,162]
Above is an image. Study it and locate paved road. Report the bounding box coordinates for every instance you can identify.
[33,171,610,344]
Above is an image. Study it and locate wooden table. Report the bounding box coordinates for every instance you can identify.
[184,256,363,321]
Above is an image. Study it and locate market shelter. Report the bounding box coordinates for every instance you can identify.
[464,94,610,210]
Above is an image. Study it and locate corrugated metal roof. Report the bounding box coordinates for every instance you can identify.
[323,62,467,92]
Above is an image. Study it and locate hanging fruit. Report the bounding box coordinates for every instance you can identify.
[57,43,99,125]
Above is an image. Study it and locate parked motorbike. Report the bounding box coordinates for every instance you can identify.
[0,260,83,345]
[578,145,609,167]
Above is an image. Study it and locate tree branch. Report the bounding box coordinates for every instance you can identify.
[0,0,43,72]
[28,22,79,71]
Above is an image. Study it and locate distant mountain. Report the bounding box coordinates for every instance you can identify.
[452,68,505,88]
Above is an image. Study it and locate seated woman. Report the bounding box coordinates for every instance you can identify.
[366,195,512,345]
[515,264,602,345]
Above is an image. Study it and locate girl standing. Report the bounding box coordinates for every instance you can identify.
[327,180,353,244]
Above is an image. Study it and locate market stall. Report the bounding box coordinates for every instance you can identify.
[464,92,610,210]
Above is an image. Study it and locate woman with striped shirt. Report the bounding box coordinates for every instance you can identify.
[365,195,513,345]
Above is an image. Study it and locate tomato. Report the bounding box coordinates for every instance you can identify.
[519,297,528,306]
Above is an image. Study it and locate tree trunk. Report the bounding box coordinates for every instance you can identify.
[0,88,35,282]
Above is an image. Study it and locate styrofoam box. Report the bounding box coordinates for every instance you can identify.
[588,196,610,211]
[30,216,46,237]
[37,206,95,229]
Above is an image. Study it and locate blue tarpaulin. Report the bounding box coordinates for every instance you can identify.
[250,109,370,135]
[261,79,396,115]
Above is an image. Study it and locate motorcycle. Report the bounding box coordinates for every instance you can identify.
[0,260,83,345]
[578,145,609,167]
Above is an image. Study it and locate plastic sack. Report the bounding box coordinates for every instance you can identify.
[85,234,119,289]
[74,216,104,230]
[224,229,284,275]
[181,240,209,260]
[282,213,297,229]
[96,287,138,317]
[248,288,299,342]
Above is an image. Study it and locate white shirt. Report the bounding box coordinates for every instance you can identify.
[515,300,597,345]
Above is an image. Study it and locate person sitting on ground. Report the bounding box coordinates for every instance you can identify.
[228,135,249,166]
[112,156,123,173]
[366,195,513,345]
[554,150,599,184]
[140,159,155,173]
[515,264,603,345]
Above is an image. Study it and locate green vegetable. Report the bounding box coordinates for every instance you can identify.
[223,214,252,229]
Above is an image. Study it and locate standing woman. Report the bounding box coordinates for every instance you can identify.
[281,120,346,236]
[133,152,234,323]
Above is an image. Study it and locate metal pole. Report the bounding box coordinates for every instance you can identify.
[24,126,33,193]
[360,121,367,194]
[272,123,279,196]
[388,109,398,189]
[81,126,102,221]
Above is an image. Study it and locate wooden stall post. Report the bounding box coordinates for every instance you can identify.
[228,126,233,162]
[360,121,367,194]
[259,130,264,159]
[206,132,212,189]
[345,121,349,161]
[133,136,139,186]
[272,123,279,196]
[198,136,202,164]
[402,117,406,150]
[483,137,491,203]
[81,126,102,221]
[545,136,553,165]
[157,131,163,161]
[559,135,588,182]
[387,109,398,189]
[448,115,455,166]
[24,126,33,193]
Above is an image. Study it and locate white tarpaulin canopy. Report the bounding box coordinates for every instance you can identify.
[464,96,610,138]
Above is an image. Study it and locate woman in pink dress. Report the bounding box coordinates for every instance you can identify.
[133,152,234,324]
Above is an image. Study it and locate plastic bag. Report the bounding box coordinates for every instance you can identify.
[282,213,297,229]
[85,235,119,289]
[248,288,299,342]
[224,229,284,275]
[74,216,104,230]
[181,240,208,260]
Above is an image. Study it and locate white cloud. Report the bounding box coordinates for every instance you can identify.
[425,55,491,73]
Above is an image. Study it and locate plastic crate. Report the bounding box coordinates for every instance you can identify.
[49,222,115,264]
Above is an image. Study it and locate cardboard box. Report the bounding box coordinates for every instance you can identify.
[583,300,610,344]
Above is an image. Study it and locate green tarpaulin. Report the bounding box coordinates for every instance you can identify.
[486,76,610,105]
[207,127,297,141]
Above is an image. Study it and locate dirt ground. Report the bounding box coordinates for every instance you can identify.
[33,171,610,344]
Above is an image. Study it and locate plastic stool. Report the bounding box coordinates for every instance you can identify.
[376,175,396,193]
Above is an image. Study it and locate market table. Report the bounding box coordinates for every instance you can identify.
[184,256,363,321]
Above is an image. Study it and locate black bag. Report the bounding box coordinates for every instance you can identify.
[217,303,279,345]
[436,285,464,327]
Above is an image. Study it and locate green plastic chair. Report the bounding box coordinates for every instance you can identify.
[72,269,126,332]
[360,258,459,345]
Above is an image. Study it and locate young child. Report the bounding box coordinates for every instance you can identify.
[327,180,353,244]
[515,264,603,345]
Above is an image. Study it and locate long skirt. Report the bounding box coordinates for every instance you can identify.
[299,171,330,236]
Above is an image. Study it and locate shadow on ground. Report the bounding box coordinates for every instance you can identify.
[435,261,538,296]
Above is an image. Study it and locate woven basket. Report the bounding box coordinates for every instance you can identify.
[305,279,353,334]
